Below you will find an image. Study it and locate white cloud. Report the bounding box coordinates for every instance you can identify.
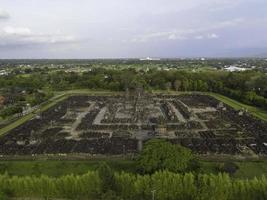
[206,0,243,11]
[207,33,219,39]
[130,17,240,43]
[131,29,194,43]
[0,26,77,47]
[3,26,32,36]
[194,35,204,40]
[214,18,244,29]
[0,9,9,19]
[194,33,219,40]
[0,0,264,57]
[168,34,187,40]
[168,34,177,40]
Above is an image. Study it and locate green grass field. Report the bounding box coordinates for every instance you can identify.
[198,160,267,179]
[233,160,267,179]
[0,159,266,179]
[0,159,137,177]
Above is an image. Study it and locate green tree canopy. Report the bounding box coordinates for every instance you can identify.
[98,162,117,193]
[137,139,195,174]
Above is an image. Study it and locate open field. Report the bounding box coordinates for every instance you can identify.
[0,159,136,177]
[0,91,267,157]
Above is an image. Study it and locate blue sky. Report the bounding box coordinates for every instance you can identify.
[0,0,267,58]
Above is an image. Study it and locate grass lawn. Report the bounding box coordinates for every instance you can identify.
[0,159,137,177]
[199,160,267,179]
[233,160,267,179]
[0,159,266,179]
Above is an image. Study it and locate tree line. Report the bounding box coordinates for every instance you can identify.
[0,170,267,200]
[1,68,267,109]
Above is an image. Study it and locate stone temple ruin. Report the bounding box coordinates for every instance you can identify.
[0,90,267,156]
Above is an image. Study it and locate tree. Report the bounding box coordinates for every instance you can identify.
[98,162,117,193]
[165,82,172,90]
[0,105,23,119]
[137,139,194,174]
[182,79,190,91]
[173,80,182,91]
[0,191,8,200]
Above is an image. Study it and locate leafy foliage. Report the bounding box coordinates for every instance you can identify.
[0,105,23,119]
[98,162,117,193]
[0,170,267,200]
[137,139,194,173]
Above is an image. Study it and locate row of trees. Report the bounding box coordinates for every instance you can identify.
[1,68,267,109]
[0,170,266,200]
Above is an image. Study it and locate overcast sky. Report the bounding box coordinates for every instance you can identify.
[0,0,267,58]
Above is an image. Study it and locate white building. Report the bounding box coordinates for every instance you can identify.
[224,66,248,72]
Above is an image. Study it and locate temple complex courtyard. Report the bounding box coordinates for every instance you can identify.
[1,92,267,156]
